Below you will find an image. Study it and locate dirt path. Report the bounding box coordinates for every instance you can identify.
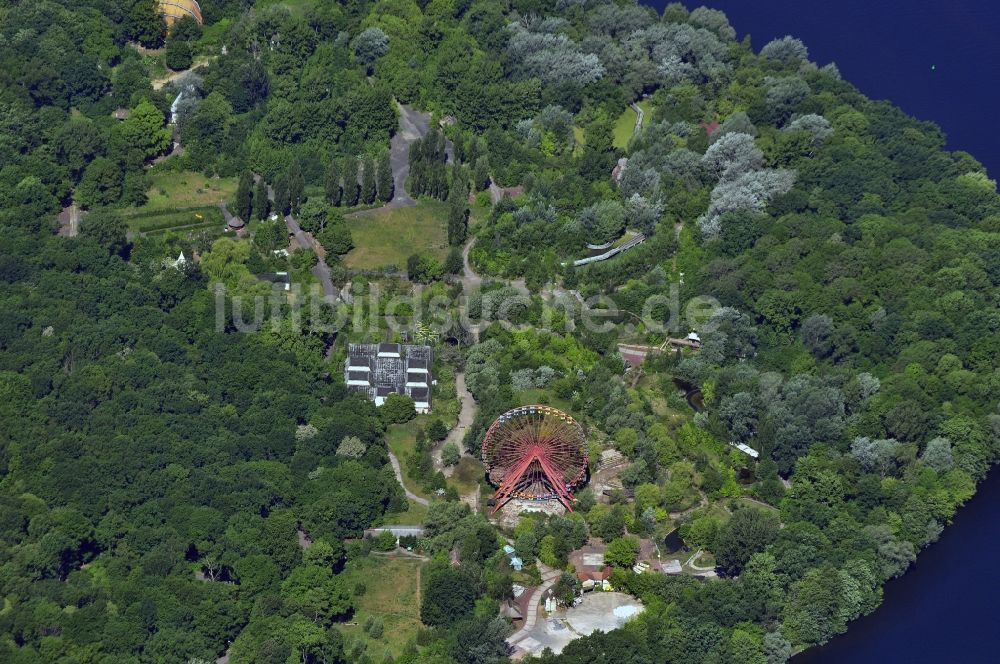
[151,57,212,90]
[388,449,430,507]
[433,372,477,474]
[461,237,482,294]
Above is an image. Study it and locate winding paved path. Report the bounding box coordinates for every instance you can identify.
[254,176,338,304]
[507,561,562,652]
[284,213,338,304]
[388,104,431,208]
[343,104,434,219]
[630,101,645,135]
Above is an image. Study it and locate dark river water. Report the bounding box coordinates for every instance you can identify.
[795,467,1000,662]
[643,0,1000,176]
[635,2,1000,660]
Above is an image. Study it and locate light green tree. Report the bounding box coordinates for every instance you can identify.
[111,99,171,167]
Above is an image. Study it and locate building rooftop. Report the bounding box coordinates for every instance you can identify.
[346,343,433,409]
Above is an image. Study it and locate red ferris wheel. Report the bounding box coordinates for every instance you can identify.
[482,405,588,513]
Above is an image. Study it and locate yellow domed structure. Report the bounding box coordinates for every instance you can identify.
[157,0,203,27]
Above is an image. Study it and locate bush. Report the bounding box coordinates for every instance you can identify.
[604,535,640,568]
[406,253,443,283]
[165,40,193,71]
[319,223,353,254]
[428,419,448,441]
[372,530,396,551]
[363,615,384,639]
[441,442,461,466]
[291,248,318,270]
[381,394,416,424]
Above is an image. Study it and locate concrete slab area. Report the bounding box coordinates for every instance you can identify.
[511,592,644,657]
[564,592,644,637]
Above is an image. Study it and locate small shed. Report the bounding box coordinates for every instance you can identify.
[256,272,290,291]
[502,600,524,622]
[112,108,131,121]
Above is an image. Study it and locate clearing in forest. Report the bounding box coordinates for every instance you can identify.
[613,100,653,149]
[344,200,449,270]
[336,556,424,657]
[122,170,238,233]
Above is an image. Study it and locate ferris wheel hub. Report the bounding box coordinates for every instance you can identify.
[481,405,588,514]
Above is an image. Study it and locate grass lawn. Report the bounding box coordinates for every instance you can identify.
[344,201,449,270]
[120,170,239,235]
[256,0,318,15]
[337,556,424,658]
[469,199,492,230]
[689,551,716,568]
[573,126,586,156]
[514,387,574,414]
[386,416,438,501]
[136,170,238,211]
[613,100,654,149]
[449,457,485,497]
[381,500,428,526]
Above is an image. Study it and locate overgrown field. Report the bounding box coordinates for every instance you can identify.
[344,201,449,270]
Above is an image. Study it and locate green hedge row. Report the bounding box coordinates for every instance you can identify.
[130,207,224,232]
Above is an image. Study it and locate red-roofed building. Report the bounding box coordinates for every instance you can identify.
[576,566,613,583]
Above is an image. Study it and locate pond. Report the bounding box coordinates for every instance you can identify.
[672,378,705,413]
[662,528,685,554]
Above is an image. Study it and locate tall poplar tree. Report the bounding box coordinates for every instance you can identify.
[252,178,269,220]
[273,175,290,216]
[234,171,253,221]
[447,165,468,245]
[343,156,359,206]
[361,157,377,204]
[376,152,393,202]
[288,161,304,215]
[325,158,342,206]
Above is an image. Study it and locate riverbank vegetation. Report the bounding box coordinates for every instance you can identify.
[1,1,999,663]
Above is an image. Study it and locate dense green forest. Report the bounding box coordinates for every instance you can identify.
[1,1,999,663]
